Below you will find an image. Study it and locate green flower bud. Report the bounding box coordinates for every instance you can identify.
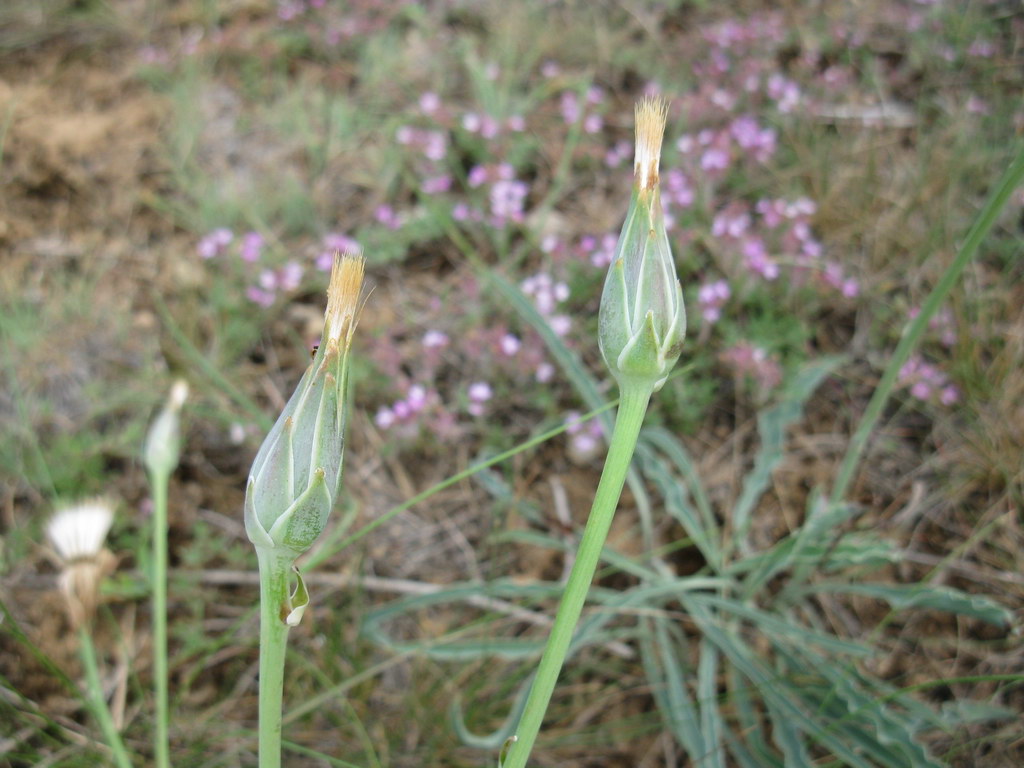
[245,253,365,555]
[598,98,685,392]
[144,380,188,478]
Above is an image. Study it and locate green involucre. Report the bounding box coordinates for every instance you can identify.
[598,184,685,391]
[245,339,351,556]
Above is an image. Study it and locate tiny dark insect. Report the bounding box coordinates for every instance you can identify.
[310,344,319,359]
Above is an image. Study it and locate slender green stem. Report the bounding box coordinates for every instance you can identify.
[150,469,171,768]
[78,625,133,768]
[257,548,294,768]
[502,384,652,768]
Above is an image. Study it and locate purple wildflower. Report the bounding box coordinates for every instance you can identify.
[198,228,233,259]
[422,330,449,348]
[698,279,731,324]
[240,231,264,263]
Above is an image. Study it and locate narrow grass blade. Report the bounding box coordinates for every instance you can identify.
[281,740,364,768]
[642,450,720,570]
[682,596,876,768]
[697,637,726,768]
[722,727,784,768]
[638,617,706,761]
[639,426,718,558]
[764,697,813,767]
[731,357,842,557]
[806,653,943,768]
[449,673,533,750]
[688,594,871,657]
[362,582,558,660]
[798,582,1011,626]
[828,143,1024,510]
[724,665,777,766]
[742,490,873,600]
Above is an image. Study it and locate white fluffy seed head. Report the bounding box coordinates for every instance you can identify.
[46,500,114,562]
[634,96,668,191]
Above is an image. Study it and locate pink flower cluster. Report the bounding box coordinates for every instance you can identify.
[373,383,456,438]
[455,162,531,228]
[675,116,777,179]
[521,272,571,337]
[466,381,493,417]
[198,227,304,307]
[697,280,730,324]
[766,74,801,113]
[419,89,526,142]
[564,411,605,463]
[374,204,401,230]
[707,196,860,298]
[898,355,959,406]
[729,116,778,162]
[197,228,233,259]
[368,293,563,441]
[576,233,618,269]
[605,139,631,168]
[400,89,537,219]
[662,168,696,212]
[721,342,782,394]
[908,306,957,347]
[489,179,530,225]
[560,86,605,133]
[240,232,264,262]
[822,262,860,298]
[462,112,501,139]
[247,261,304,308]
[395,125,448,162]
[467,162,514,188]
[462,110,525,138]
[316,232,360,271]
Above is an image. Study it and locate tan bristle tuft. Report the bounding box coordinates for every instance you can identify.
[325,252,366,347]
[634,96,668,190]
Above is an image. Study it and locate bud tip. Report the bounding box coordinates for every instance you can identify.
[634,96,668,191]
[325,252,366,347]
[169,379,189,410]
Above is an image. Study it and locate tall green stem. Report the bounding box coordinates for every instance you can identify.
[79,625,134,768]
[150,469,170,768]
[503,384,652,768]
[257,548,293,768]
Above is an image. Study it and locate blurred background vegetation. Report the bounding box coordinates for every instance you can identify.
[1,0,1022,766]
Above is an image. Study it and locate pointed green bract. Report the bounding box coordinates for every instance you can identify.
[268,467,333,554]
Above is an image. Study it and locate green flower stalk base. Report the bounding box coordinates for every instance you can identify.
[79,625,134,768]
[151,473,171,768]
[503,384,652,768]
[256,549,295,768]
[143,379,187,768]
